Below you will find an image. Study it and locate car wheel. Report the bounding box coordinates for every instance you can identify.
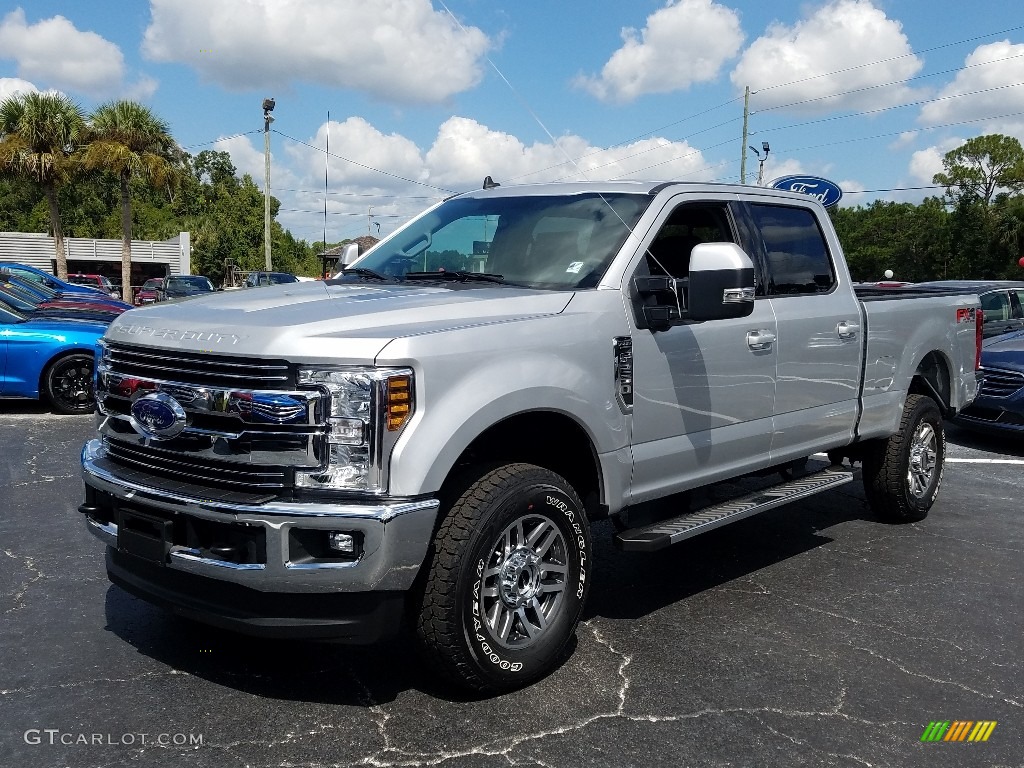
[45,353,95,415]
[862,394,944,522]
[415,463,591,693]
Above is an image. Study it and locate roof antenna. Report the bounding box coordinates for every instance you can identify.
[482,175,500,190]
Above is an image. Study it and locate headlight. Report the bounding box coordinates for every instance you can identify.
[297,367,414,492]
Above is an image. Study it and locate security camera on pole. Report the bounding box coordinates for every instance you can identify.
[262,97,275,271]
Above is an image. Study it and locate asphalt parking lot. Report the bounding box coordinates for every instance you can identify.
[0,404,1020,768]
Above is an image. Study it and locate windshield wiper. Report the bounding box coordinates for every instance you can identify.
[404,270,509,285]
[337,267,394,281]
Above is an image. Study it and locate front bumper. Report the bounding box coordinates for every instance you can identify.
[81,439,440,638]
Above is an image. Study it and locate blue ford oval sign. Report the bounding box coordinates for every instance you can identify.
[130,392,187,439]
[769,175,843,207]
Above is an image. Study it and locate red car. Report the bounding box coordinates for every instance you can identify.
[67,273,121,299]
[134,277,164,305]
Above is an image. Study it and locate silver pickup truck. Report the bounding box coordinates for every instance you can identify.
[80,181,981,692]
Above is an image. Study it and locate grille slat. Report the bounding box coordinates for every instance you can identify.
[979,367,1024,398]
[105,342,293,390]
[104,438,288,489]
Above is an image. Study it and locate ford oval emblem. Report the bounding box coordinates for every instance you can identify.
[130,392,187,439]
[768,175,844,208]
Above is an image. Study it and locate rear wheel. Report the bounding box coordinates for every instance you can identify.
[415,463,591,693]
[45,354,95,415]
[862,394,944,522]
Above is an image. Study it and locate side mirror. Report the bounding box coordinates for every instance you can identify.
[687,243,755,321]
[338,242,360,270]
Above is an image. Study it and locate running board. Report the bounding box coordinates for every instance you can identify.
[615,467,854,552]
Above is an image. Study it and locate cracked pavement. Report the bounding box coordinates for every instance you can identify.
[0,405,1020,768]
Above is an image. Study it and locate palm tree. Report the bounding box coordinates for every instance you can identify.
[0,91,86,279]
[83,100,179,298]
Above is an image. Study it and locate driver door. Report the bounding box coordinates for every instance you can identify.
[627,198,777,503]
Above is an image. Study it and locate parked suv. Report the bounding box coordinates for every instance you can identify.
[158,275,216,302]
[67,273,120,299]
[244,271,300,287]
[916,281,1024,338]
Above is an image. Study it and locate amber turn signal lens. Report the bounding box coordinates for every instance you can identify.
[386,375,413,431]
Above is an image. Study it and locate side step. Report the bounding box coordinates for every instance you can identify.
[615,467,854,552]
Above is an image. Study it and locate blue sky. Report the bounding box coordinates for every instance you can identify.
[2,0,1023,244]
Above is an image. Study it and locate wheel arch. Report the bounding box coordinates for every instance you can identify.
[37,346,96,396]
[439,410,606,522]
[909,350,953,415]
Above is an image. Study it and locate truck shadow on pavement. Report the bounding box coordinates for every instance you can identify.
[101,475,881,704]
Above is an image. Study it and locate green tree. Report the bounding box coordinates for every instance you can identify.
[0,91,86,278]
[933,134,1024,208]
[82,100,181,296]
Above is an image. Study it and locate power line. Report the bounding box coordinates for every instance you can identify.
[756,52,1024,113]
[271,129,454,193]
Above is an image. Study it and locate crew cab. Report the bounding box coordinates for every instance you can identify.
[79,181,981,692]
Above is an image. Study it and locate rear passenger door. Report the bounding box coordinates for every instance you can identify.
[745,202,863,462]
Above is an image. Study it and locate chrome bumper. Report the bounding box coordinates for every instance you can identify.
[80,439,439,593]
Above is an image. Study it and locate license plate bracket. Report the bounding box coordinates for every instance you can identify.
[117,508,173,564]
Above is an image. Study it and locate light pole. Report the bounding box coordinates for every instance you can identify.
[262,97,275,271]
[748,141,770,186]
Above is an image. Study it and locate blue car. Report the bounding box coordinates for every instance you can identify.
[0,262,111,298]
[0,302,106,414]
[1,272,133,312]
[954,329,1024,436]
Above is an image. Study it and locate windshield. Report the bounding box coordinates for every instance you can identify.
[348,192,649,290]
[142,279,163,290]
[166,276,214,294]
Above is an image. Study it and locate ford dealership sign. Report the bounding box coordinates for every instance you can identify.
[769,175,843,208]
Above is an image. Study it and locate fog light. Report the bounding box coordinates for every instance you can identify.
[328,532,356,554]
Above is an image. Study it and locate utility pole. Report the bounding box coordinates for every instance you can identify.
[262,97,276,271]
[740,86,750,185]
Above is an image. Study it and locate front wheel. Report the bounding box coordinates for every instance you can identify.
[862,394,944,522]
[415,463,591,693]
[45,353,95,415]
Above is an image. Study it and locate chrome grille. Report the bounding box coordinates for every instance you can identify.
[104,341,293,390]
[978,367,1024,398]
[104,437,289,489]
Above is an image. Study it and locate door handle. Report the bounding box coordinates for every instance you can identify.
[837,321,860,339]
[747,329,776,350]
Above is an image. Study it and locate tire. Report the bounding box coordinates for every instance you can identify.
[862,394,944,522]
[415,463,591,693]
[45,353,96,415]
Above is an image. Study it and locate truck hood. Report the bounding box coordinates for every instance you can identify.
[104,280,573,362]
[981,329,1024,372]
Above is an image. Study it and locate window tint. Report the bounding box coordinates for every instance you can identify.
[643,203,734,278]
[1010,289,1024,319]
[981,290,1011,322]
[750,204,835,295]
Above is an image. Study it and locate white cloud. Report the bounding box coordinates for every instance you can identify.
[888,131,918,150]
[576,0,743,103]
[255,115,718,241]
[908,138,964,185]
[732,0,923,113]
[143,0,490,104]
[834,179,865,207]
[424,117,714,188]
[0,9,150,98]
[214,134,267,184]
[0,77,39,102]
[918,41,1024,141]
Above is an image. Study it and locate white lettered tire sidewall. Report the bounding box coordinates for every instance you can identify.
[450,467,589,690]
